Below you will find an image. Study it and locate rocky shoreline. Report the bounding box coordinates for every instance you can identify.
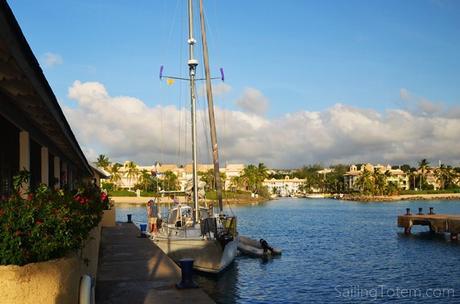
[341,193,460,202]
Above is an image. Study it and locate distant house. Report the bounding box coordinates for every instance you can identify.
[344,163,410,191]
[107,162,246,191]
[263,176,306,197]
[0,2,95,196]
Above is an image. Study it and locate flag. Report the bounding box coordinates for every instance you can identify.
[166,78,175,86]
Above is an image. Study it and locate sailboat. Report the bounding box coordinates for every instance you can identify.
[152,0,238,274]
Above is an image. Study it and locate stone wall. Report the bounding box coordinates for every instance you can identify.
[0,225,101,304]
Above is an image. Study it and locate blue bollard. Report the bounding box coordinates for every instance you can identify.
[139,224,147,238]
[176,258,198,289]
[127,214,132,223]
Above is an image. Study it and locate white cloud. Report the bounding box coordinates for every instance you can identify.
[399,88,444,116]
[198,82,232,98]
[235,88,269,116]
[43,52,63,68]
[65,81,460,167]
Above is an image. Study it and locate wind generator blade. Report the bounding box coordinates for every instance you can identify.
[159,65,164,80]
[220,68,225,82]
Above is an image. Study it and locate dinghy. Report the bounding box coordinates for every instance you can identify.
[238,236,282,258]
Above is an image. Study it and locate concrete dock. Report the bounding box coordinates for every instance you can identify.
[398,208,460,240]
[96,223,214,304]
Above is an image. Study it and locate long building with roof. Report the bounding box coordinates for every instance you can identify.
[0,1,102,195]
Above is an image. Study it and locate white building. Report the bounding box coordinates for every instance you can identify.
[263,176,306,197]
[344,163,410,191]
[107,162,245,191]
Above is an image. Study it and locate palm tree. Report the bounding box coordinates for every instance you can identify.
[436,164,456,190]
[418,159,430,190]
[230,176,243,192]
[242,164,258,193]
[125,161,139,191]
[162,170,179,191]
[96,154,110,170]
[355,168,373,195]
[109,163,122,189]
[372,169,387,196]
[257,163,268,184]
[139,169,152,191]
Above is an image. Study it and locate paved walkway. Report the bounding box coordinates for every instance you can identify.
[96,223,214,304]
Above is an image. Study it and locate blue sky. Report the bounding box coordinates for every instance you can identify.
[7,0,460,167]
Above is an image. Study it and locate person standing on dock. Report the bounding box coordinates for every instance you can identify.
[147,199,159,233]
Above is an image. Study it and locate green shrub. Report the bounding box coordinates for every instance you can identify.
[0,171,109,266]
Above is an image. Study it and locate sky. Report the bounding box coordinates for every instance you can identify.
[7,0,460,168]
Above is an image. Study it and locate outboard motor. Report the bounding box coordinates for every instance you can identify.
[260,239,274,254]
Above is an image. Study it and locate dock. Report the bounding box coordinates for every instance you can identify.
[96,222,214,304]
[397,208,460,240]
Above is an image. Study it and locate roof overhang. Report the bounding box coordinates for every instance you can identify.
[0,2,92,176]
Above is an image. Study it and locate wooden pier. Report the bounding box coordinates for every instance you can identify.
[398,208,460,240]
[96,222,214,304]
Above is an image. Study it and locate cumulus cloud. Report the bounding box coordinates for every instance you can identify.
[42,52,63,68]
[399,87,444,116]
[65,81,460,168]
[235,88,268,116]
[198,82,232,97]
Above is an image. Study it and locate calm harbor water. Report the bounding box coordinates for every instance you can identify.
[116,198,460,303]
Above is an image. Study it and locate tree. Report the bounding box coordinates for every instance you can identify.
[418,159,430,190]
[240,163,268,194]
[435,164,456,190]
[372,169,389,196]
[109,163,122,189]
[125,161,139,191]
[199,169,226,191]
[324,164,348,193]
[161,170,179,191]
[230,176,244,192]
[298,165,323,193]
[96,154,110,170]
[138,169,152,191]
[355,168,373,195]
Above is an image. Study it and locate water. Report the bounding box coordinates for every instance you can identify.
[116,199,460,303]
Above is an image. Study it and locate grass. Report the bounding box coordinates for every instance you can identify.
[108,190,136,197]
[205,190,255,200]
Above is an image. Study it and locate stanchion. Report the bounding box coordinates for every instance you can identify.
[127,214,132,223]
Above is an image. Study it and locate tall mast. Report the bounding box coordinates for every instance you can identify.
[199,0,223,212]
[187,0,199,222]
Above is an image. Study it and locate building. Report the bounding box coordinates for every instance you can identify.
[344,163,410,191]
[263,176,306,197]
[0,2,95,196]
[107,162,246,191]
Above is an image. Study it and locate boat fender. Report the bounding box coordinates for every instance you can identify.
[259,239,274,254]
[79,274,94,304]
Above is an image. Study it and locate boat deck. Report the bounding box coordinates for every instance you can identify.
[96,222,214,304]
[397,208,460,240]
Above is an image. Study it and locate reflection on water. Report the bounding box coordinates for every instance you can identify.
[116,198,460,303]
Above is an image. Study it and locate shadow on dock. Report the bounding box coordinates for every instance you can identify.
[96,222,214,304]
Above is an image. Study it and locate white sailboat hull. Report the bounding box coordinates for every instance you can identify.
[153,235,238,273]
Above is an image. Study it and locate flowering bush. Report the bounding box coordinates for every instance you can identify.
[0,171,110,266]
